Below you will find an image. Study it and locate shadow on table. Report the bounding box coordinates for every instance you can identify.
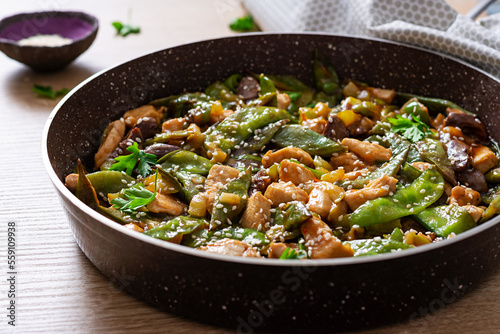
[4,61,96,111]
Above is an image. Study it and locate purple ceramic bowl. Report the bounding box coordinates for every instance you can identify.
[42,33,500,332]
[0,11,98,71]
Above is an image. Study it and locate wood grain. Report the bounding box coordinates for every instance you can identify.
[1,0,499,333]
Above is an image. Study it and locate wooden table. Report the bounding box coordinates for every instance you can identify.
[0,1,498,333]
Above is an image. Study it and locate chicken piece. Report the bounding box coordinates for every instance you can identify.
[162,117,186,133]
[262,147,314,168]
[146,193,186,215]
[447,186,481,206]
[462,205,484,223]
[279,160,315,186]
[267,242,301,259]
[366,87,396,104]
[277,93,291,110]
[204,165,241,214]
[307,182,345,221]
[124,105,164,126]
[199,239,260,257]
[412,161,432,172]
[344,175,398,211]
[301,217,354,259]
[65,173,78,191]
[341,138,392,164]
[330,152,368,173]
[302,118,328,134]
[94,119,126,169]
[470,145,498,174]
[264,182,309,206]
[343,169,371,181]
[240,192,272,231]
[124,223,144,233]
[209,109,234,124]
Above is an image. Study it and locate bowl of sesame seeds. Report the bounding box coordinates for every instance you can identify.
[0,11,98,71]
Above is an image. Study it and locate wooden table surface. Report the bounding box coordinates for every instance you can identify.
[1,1,499,333]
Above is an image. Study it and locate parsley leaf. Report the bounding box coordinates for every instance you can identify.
[33,84,69,99]
[229,15,255,32]
[109,142,157,177]
[112,21,141,37]
[388,114,431,143]
[111,170,158,213]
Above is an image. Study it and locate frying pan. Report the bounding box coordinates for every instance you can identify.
[42,33,500,333]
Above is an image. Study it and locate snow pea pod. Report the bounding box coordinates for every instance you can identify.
[84,170,135,196]
[313,50,340,95]
[416,138,456,184]
[205,81,241,103]
[145,130,190,145]
[265,74,315,107]
[204,106,292,155]
[182,226,270,249]
[400,98,431,125]
[171,170,205,202]
[232,119,288,155]
[349,167,444,227]
[143,216,209,241]
[395,93,473,115]
[344,238,412,256]
[281,201,312,231]
[159,150,213,175]
[224,74,242,93]
[273,124,346,156]
[414,205,476,237]
[210,168,252,230]
[260,74,277,96]
[481,192,500,223]
[485,167,500,184]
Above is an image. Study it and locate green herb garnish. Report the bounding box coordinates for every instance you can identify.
[109,142,157,176]
[111,170,157,213]
[112,21,141,37]
[229,15,255,32]
[388,114,431,143]
[279,247,307,260]
[33,84,69,99]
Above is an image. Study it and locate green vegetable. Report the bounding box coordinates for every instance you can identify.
[485,167,500,184]
[144,216,208,241]
[109,142,157,177]
[159,150,213,175]
[281,201,312,231]
[388,114,430,143]
[415,138,456,184]
[344,238,412,256]
[182,227,270,249]
[399,99,431,125]
[233,119,287,154]
[85,171,135,196]
[170,170,205,202]
[33,84,69,99]
[414,205,477,238]
[313,50,340,96]
[395,93,473,115]
[224,74,242,93]
[210,168,252,230]
[205,81,240,102]
[389,228,404,242]
[481,192,500,223]
[229,15,256,32]
[349,167,444,227]
[273,125,346,156]
[110,170,158,213]
[279,247,307,260]
[112,21,140,37]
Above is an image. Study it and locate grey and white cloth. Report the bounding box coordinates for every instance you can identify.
[243,0,500,78]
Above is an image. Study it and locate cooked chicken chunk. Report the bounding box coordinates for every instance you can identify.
[447,186,481,206]
[264,182,309,206]
[302,118,327,134]
[204,165,241,214]
[277,93,291,110]
[94,119,126,169]
[240,192,272,231]
[344,175,398,211]
[307,182,345,222]
[267,242,301,259]
[65,173,78,191]
[470,145,498,174]
[341,138,392,164]
[330,152,369,173]
[124,223,144,233]
[301,217,354,259]
[199,239,260,257]
[279,160,315,185]
[147,193,186,215]
[412,162,432,172]
[124,105,164,127]
[462,205,484,222]
[162,117,186,133]
[262,147,314,168]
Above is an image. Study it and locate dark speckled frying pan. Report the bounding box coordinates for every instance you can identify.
[42,33,500,333]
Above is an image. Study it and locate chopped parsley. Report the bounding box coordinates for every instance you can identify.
[33,84,69,99]
[229,15,255,32]
[109,142,157,177]
[388,114,431,143]
[112,21,141,37]
[111,170,157,213]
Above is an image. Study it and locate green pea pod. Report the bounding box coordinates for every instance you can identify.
[482,185,500,205]
[364,219,402,237]
[171,170,204,202]
[344,238,412,256]
[182,226,270,249]
[264,74,315,107]
[144,216,209,241]
[281,201,312,231]
[312,91,339,108]
[350,167,444,227]
[485,167,500,184]
[159,150,213,175]
[400,99,431,125]
[400,163,423,183]
[145,130,190,145]
[395,93,474,115]
[247,92,278,107]
[414,205,476,237]
[210,168,252,230]
[84,170,135,196]
[389,227,404,242]
[364,135,390,147]
[205,81,241,103]
[224,74,242,93]
[204,106,292,155]
[273,124,346,156]
[265,207,302,241]
[407,144,423,163]
[481,192,500,223]
[259,74,277,96]
[415,138,456,184]
[150,93,215,120]
[313,50,340,95]
[233,119,288,154]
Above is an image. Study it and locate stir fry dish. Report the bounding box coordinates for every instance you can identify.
[65,51,500,259]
